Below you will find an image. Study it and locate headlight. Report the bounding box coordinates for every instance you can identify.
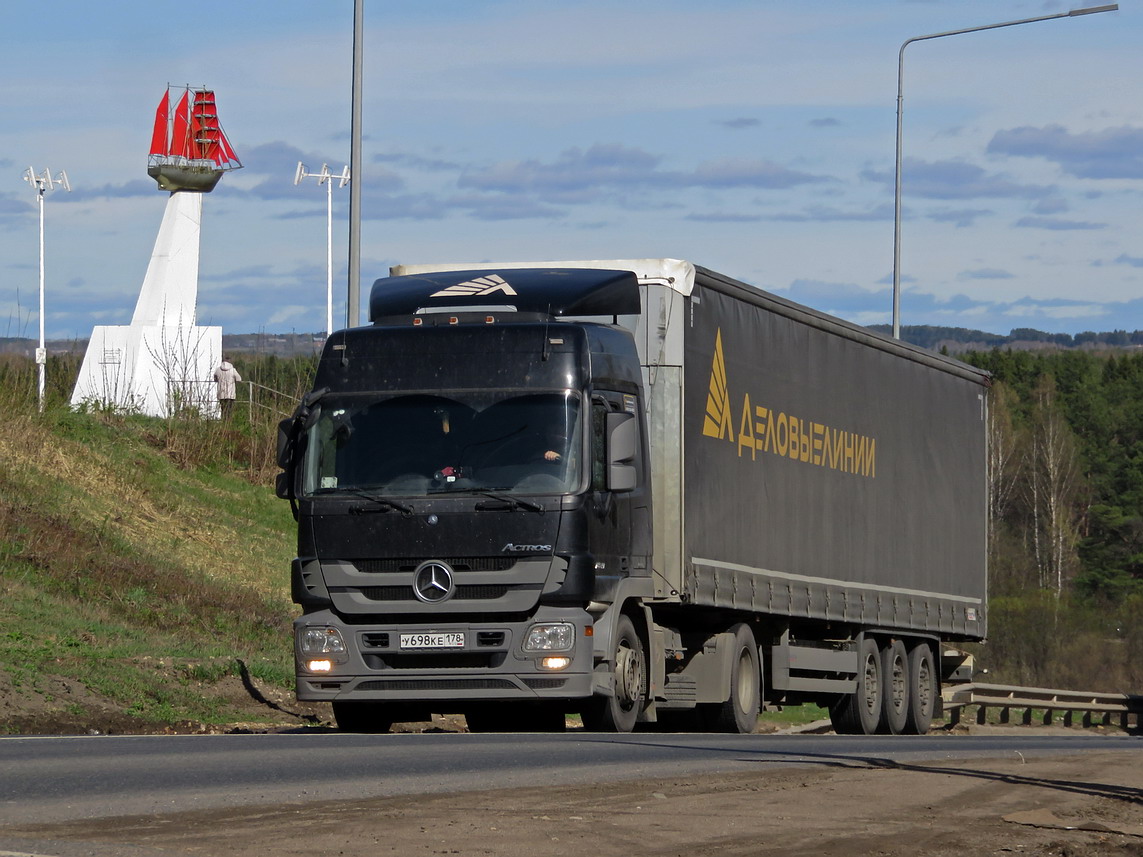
[299,626,347,656]
[522,622,575,653]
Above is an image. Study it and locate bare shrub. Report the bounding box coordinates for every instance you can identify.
[981,592,1143,693]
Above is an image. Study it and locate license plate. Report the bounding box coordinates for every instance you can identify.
[400,632,465,650]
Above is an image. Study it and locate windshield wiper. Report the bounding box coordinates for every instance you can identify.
[475,491,544,515]
[344,489,414,516]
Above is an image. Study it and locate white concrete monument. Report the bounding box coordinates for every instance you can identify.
[71,87,241,417]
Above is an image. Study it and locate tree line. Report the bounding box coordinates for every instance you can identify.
[956,348,1143,691]
[868,325,1143,351]
[965,348,1143,602]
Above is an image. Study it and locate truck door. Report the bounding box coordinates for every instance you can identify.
[587,391,647,599]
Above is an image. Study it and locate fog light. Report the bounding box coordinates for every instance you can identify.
[539,656,572,670]
[308,659,333,672]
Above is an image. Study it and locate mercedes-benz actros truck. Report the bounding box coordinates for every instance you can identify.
[276,259,989,734]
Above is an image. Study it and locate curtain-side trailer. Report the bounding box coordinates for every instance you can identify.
[276,259,989,734]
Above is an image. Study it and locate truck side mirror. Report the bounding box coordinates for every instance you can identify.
[277,417,296,469]
[277,418,299,503]
[275,470,294,501]
[606,411,637,493]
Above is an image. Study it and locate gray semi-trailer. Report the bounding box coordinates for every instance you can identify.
[276,259,989,735]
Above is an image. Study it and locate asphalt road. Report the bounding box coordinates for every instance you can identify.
[1,730,1138,826]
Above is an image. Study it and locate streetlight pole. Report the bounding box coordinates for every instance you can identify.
[348,0,364,329]
[23,167,71,412]
[891,4,1117,340]
[295,163,351,337]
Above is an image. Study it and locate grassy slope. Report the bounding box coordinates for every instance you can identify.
[0,406,310,733]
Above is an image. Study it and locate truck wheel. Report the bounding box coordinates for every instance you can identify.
[829,636,882,735]
[581,614,646,733]
[904,642,936,734]
[332,700,394,733]
[701,623,761,733]
[880,639,909,735]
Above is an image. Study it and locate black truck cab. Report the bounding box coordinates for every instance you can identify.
[277,268,653,731]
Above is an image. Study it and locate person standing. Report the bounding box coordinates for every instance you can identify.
[213,358,242,420]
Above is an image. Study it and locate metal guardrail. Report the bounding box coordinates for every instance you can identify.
[942,682,1143,731]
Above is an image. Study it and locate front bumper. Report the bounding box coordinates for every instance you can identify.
[294,607,594,704]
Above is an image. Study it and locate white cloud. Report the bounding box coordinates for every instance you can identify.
[989,124,1143,179]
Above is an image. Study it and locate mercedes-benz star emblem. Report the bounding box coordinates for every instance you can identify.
[413,561,455,603]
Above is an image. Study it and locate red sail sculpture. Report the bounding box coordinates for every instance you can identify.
[147,85,242,192]
[149,89,171,160]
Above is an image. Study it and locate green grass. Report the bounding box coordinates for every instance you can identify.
[0,357,309,731]
[759,704,830,727]
[2,554,296,726]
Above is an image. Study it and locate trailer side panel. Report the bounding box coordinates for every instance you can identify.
[681,280,988,640]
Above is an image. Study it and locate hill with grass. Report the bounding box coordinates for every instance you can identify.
[0,354,326,734]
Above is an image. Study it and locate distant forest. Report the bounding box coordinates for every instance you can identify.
[870,325,1143,351]
[6,324,1143,359]
[961,348,1143,602]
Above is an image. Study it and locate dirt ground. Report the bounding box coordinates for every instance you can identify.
[0,662,330,736]
[2,743,1140,857]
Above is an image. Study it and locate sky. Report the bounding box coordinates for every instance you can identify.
[1,0,1140,341]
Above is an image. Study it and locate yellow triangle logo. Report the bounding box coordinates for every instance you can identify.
[702,328,734,441]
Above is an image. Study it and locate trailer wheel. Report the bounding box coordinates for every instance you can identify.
[904,642,936,735]
[701,623,761,733]
[829,636,882,735]
[581,614,646,733]
[332,701,394,734]
[880,639,909,735]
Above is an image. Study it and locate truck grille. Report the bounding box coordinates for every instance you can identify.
[358,585,510,601]
[353,557,514,573]
[360,631,506,650]
[357,678,517,691]
[377,653,498,669]
[522,678,568,689]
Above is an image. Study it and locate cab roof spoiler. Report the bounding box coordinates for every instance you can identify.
[368,268,640,323]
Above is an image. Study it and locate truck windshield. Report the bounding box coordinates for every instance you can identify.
[301,390,583,498]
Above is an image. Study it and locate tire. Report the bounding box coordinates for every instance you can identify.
[904,642,936,735]
[880,639,909,735]
[829,636,882,735]
[581,614,646,733]
[332,700,394,733]
[702,623,761,733]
